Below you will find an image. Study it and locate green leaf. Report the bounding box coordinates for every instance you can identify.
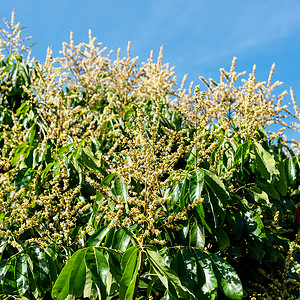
[253,142,279,180]
[193,250,218,299]
[244,211,266,240]
[189,220,205,250]
[247,186,269,204]
[202,168,229,206]
[196,203,212,234]
[102,173,116,187]
[227,211,244,239]
[146,245,196,299]
[286,157,298,186]
[172,176,188,208]
[189,169,204,204]
[209,253,243,299]
[214,227,230,251]
[113,177,129,211]
[16,252,29,296]
[86,226,112,247]
[120,246,141,300]
[57,143,76,157]
[52,248,88,299]
[28,246,51,296]
[274,160,287,195]
[257,181,280,200]
[79,147,101,170]
[103,227,131,252]
[234,141,251,166]
[85,247,109,299]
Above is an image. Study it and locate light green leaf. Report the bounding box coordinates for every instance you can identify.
[79,147,101,170]
[52,249,88,299]
[85,248,109,299]
[189,169,204,204]
[248,186,269,204]
[120,246,141,300]
[253,142,279,180]
[113,177,129,211]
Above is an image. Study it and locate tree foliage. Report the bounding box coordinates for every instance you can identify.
[0,10,300,299]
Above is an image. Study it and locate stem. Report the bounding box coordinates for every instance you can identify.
[132,250,143,300]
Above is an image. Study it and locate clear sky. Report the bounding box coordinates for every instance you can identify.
[1,0,300,139]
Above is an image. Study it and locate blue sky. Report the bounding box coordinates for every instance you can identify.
[1,0,300,139]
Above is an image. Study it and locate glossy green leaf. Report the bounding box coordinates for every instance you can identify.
[189,220,205,250]
[189,169,204,204]
[28,246,51,296]
[113,177,129,211]
[257,181,280,200]
[79,147,101,170]
[253,142,279,180]
[16,251,29,296]
[209,253,243,299]
[172,176,188,208]
[196,203,212,234]
[146,245,196,299]
[103,227,131,252]
[120,246,141,300]
[244,211,266,240]
[234,141,251,166]
[52,248,88,299]
[102,173,116,187]
[274,160,287,195]
[202,168,229,206]
[0,258,17,294]
[172,248,198,294]
[180,176,188,208]
[85,247,109,299]
[286,157,297,186]
[86,226,112,247]
[248,186,269,204]
[193,249,218,299]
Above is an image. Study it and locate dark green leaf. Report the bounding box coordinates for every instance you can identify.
[28,246,51,296]
[209,253,243,299]
[274,160,287,195]
[214,227,230,251]
[189,220,205,250]
[202,168,228,206]
[193,250,218,299]
[103,227,131,252]
[146,245,196,299]
[15,252,29,296]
